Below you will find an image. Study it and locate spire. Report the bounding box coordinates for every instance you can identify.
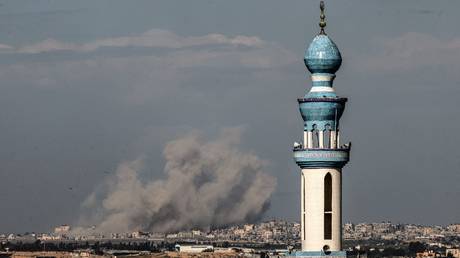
[319,1,326,35]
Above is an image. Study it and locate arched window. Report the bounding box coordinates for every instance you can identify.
[324,173,332,240]
[312,125,319,148]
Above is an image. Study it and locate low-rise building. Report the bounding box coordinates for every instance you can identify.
[54,225,71,234]
[416,250,440,258]
[447,248,460,258]
[175,244,214,253]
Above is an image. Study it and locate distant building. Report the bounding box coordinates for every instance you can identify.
[447,224,460,233]
[343,223,354,232]
[54,225,71,234]
[130,231,148,238]
[175,244,214,253]
[447,248,460,258]
[244,224,254,232]
[191,230,202,237]
[205,234,215,239]
[417,251,440,258]
[166,233,178,239]
[233,228,245,238]
[11,252,105,258]
[12,252,71,258]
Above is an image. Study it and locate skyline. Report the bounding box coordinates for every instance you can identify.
[1,0,460,233]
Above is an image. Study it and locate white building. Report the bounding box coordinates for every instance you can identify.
[447,249,460,258]
[175,244,214,253]
[54,225,71,234]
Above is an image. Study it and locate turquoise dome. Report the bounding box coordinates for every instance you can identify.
[304,34,342,74]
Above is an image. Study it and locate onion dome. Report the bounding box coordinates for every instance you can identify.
[304,1,342,74]
[304,35,342,74]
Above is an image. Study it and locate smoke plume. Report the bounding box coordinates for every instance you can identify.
[76,128,277,233]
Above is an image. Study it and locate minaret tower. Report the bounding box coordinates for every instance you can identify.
[293,1,350,257]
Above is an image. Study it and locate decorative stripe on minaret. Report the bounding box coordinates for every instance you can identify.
[310,86,334,92]
[310,73,335,93]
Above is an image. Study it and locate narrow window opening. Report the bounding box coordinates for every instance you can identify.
[324,125,331,149]
[324,173,332,212]
[312,129,319,148]
[324,173,332,240]
[324,214,332,240]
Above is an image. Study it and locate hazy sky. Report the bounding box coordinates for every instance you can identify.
[1,0,460,233]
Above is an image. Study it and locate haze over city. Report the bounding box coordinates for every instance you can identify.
[0,0,459,235]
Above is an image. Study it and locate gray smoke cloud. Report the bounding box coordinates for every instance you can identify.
[75,128,277,233]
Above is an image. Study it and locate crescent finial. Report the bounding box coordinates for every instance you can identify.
[319,1,326,35]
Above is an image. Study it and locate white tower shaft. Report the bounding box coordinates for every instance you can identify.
[301,168,342,251]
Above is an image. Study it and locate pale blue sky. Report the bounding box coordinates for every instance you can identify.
[0,0,460,233]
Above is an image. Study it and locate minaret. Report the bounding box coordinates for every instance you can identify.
[293,1,350,257]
